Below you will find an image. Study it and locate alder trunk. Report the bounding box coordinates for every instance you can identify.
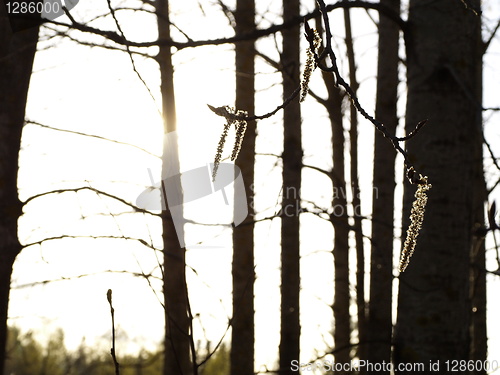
[156,1,192,374]
[327,53,350,375]
[394,0,484,370]
[231,0,256,374]
[0,11,39,374]
[279,0,301,373]
[367,0,400,371]
[343,8,362,368]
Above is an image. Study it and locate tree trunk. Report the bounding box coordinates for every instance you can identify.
[330,12,350,368]
[0,11,39,374]
[330,85,350,371]
[394,0,484,370]
[230,0,255,374]
[279,0,301,373]
[316,12,352,369]
[367,0,400,371]
[156,1,192,374]
[343,8,365,368]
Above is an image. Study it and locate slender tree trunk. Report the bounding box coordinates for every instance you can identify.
[0,12,39,374]
[315,14,351,369]
[343,8,365,367]
[367,0,400,371]
[394,0,484,370]
[329,83,350,371]
[230,1,255,374]
[279,0,301,373]
[329,12,351,368]
[156,1,192,374]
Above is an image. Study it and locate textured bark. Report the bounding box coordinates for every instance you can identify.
[0,11,39,374]
[156,1,192,374]
[278,0,301,373]
[394,0,484,370]
[230,1,255,374]
[367,0,400,371]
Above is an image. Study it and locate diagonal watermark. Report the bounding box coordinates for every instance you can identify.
[136,131,248,248]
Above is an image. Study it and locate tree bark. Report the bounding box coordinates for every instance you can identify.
[0,11,39,374]
[329,86,350,371]
[230,0,255,374]
[367,0,400,371]
[330,13,350,368]
[156,1,192,374]
[279,0,301,373]
[394,0,484,370]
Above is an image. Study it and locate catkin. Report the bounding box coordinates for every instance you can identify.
[399,176,432,272]
[210,106,248,181]
[300,29,322,102]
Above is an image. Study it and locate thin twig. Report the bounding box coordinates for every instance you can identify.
[12,270,161,289]
[107,289,120,375]
[209,86,300,123]
[23,186,159,216]
[23,234,157,250]
[459,0,481,16]
[209,0,426,184]
[104,0,159,109]
[310,0,427,184]
[26,120,160,159]
[483,17,500,54]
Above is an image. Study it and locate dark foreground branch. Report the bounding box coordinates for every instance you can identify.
[46,1,405,50]
[107,289,120,375]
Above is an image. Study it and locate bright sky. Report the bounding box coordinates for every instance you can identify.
[8,0,500,371]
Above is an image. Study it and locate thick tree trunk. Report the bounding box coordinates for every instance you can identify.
[0,11,39,374]
[156,1,192,374]
[230,1,255,374]
[394,0,484,370]
[367,0,400,371]
[279,0,301,373]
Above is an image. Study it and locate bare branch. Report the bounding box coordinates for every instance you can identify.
[104,0,159,108]
[23,234,157,250]
[395,119,428,141]
[26,120,160,158]
[41,25,155,59]
[483,133,500,173]
[22,186,160,217]
[483,17,500,54]
[12,269,162,289]
[310,0,426,184]
[46,1,406,50]
[459,0,481,16]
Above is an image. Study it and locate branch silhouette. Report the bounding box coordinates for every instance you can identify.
[46,1,405,50]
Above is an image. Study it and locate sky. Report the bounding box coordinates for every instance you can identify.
[7,0,500,371]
